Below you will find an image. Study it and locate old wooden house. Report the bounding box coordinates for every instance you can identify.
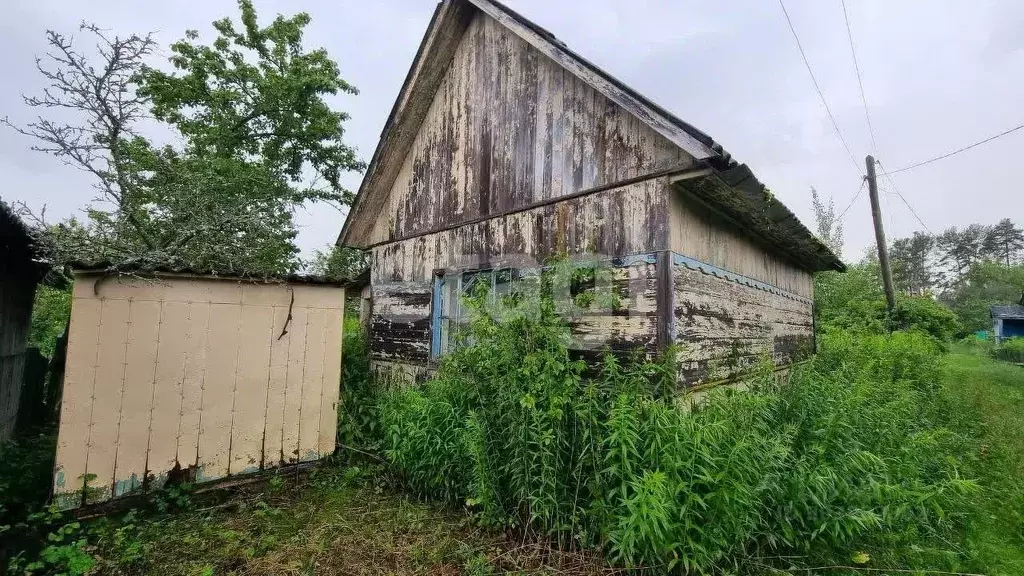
[337,0,844,385]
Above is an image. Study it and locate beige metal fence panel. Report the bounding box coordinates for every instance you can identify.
[282,306,309,464]
[298,306,327,463]
[319,311,344,457]
[53,274,345,509]
[87,298,131,504]
[52,296,101,509]
[262,306,291,468]
[147,300,190,490]
[113,299,162,497]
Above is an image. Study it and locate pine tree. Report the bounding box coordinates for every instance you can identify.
[891,232,935,295]
[983,218,1024,266]
[936,225,988,286]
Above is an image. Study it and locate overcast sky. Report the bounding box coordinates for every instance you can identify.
[2,0,1022,262]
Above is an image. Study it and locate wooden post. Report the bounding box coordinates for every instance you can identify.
[866,155,896,313]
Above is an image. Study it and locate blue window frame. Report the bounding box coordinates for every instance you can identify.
[430,267,523,359]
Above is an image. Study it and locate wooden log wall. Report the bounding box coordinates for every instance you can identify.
[669,193,814,298]
[0,257,37,441]
[372,178,670,284]
[672,257,814,385]
[367,11,695,246]
[359,10,820,386]
[53,274,344,509]
[368,179,670,372]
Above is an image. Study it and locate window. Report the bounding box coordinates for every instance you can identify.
[431,267,525,359]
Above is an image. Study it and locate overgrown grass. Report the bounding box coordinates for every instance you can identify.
[86,463,612,575]
[992,337,1024,363]
[337,316,382,455]
[944,346,1024,576]
[7,279,1022,574]
[380,287,981,573]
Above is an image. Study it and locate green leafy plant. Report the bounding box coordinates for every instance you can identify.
[993,337,1024,363]
[337,316,382,456]
[380,266,980,573]
[27,286,71,359]
[6,508,96,576]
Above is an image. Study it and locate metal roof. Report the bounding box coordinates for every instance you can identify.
[991,305,1024,320]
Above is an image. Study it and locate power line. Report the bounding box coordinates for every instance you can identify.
[880,123,1024,176]
[875,159,933,234]
[778,0,863,174]
[840,0,878,153]
[837,178,867,221]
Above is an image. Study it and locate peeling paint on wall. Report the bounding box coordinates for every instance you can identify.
[672,258,814,385]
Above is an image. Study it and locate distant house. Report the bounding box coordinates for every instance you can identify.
[992,303,1024,343]
[0,200,47,441]
[336,0,843,386]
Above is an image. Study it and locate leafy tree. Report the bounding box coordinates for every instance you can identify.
[810,186,843,256]
[140,0,363,205]
[814,262,886,334]
[982,218,1024,266]
[890,232,935,296]
[5,1,364,276]
[307,245,368,282]
[890,296,962,344]
[943,261,1024,333]
[1,24,163,259]
[28,285,73,358]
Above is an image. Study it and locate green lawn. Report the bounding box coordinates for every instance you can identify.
[944,347,1024,576]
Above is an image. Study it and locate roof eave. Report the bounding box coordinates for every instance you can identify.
[337,0,475,249]
[672,166,846,274]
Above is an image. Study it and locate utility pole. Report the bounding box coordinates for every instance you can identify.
[866,155,896,313]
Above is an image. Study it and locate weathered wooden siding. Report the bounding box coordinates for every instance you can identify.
[672,256,814,385]
[372,178,671,284]
[357,5,822,387]
[368,179,671,370]
[53,274,345,509]
[669,193,814,298]
[569,258,660,362]
[369,258,660,371]
[0,259,37,441]
[367,11,694,246]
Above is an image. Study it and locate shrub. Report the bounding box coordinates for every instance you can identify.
[337,316,381,454]
[379,275,979,573]
[891,296,963,344]
[28,285,71,359]
[993,337,1024,363]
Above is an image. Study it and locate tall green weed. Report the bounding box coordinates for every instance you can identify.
[993,337,1024,363]
[337,316,381,453]
[379,277,979,573]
